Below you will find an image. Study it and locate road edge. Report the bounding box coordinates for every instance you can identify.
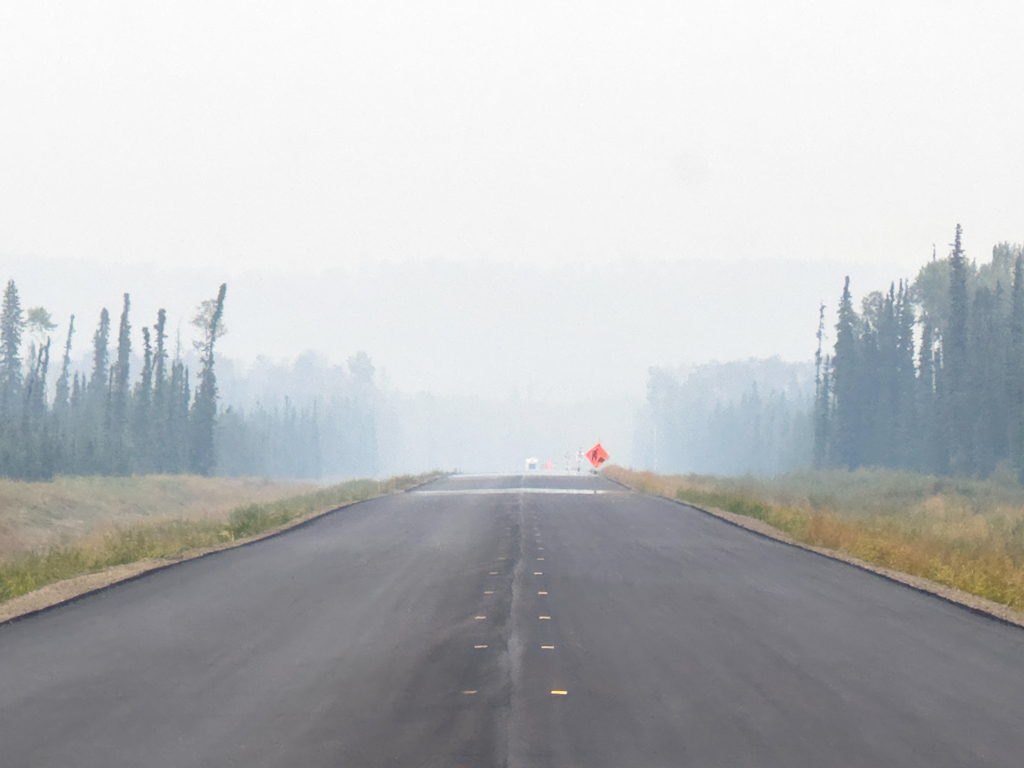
[646,490,1024,630]
[0,476,441,628]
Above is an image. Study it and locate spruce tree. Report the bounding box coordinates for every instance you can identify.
[189,284,227,475]
[832,277,861,469]
[944,224,970,474]
[85,309,111,473]
[0,280,25,421]
[968,287,1000,474]
[110,294,132,474]
[1011,255,1024,476]
[917,316,941,472]
[812,302,829,468]
[132,326,153,472]
[88,309,111,399]
[894,281,917,469]
[873,285,899,467]
[53,316,75,416]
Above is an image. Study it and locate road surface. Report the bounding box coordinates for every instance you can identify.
[2,473,1024,767]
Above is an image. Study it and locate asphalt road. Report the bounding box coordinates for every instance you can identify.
[3,473,1024,767]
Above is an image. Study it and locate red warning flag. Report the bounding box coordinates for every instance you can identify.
[586,443,609,468]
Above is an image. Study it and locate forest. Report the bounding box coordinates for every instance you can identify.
[814,226,1024,479]
[0,281,228,480]
[0,278,385,481]
[639,358,813,476]
[641,226,1024,480]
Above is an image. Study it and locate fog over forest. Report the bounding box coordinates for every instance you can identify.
[3,2,1024,480]
[1,254,902,475]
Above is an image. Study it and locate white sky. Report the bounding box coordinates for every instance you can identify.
[2,1,1022,276]
[1,1,1023,405]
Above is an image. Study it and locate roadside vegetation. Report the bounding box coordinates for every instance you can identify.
[0,474,318,556]
[605,465,1024,611]
[0,472,441,604]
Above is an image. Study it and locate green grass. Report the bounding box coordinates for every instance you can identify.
[0,472,442,604]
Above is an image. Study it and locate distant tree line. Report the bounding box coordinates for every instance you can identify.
[0,280,226,480]
[641,358,813,475]
[814,225,1024,479]
[214,351,381,481]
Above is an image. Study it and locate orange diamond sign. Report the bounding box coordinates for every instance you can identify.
[586,443,609,468]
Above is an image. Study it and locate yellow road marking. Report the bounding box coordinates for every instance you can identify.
[463,690,477,695]
[534,572,543,575]
[484,590,494,594]
[474,615,487,620]
[539,616,551,619]
[489,571,498,575]
[541,645,555,649]
[538,591,548,595]
[474,645,488,649]
[537,557,544,561]
[551,690,568,695]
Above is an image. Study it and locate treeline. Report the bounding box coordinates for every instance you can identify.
[214,351,381,480]
[815,225,1024,479]
[0,280,226,480]
[640,358,813,475]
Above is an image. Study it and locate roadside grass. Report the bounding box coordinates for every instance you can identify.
[604,465,1024,611]
[0,474,322,556]
[0,472,442,604]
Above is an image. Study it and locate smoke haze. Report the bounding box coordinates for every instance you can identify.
[2,2,1023,474]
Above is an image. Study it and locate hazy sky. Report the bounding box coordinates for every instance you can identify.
[3,1,1022,276]
[2,1,1023,408]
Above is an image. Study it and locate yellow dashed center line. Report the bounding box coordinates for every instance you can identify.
[474,645,488,649]
[539,615,551,620]
[541,645,555,649]
[537,557,544,561]
[538,591,548,595]
[474,615,487,620]
[463,690,478,695]
[551,690,568,696]
[534,572,543,575]
[489,571,498,575]
[484,590,494,594]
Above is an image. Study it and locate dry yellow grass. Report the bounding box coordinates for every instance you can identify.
[0,473,443,605]
[0,475,318,557]
[604,466,1024,611]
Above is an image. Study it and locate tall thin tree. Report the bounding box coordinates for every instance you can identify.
[189,284,227,475]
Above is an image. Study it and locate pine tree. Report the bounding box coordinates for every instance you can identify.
[832,277,861,469]
[132,326,153,472]
[150,310,170,471]
[894,281,917,469]
[88,309,111,399]
[944,224,970,473]
[21,339,52,479]
[53,316,75,416]
[166,359,190,473]
[1011,255,1024,477]
[80,309,112,472]
[812,302,830,468]
[873,285,899,467]
[0,280,25,421]
[110,294,132,474]
[917,316,942,472]
[189,284,227,475]
[967,287,1001,474]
